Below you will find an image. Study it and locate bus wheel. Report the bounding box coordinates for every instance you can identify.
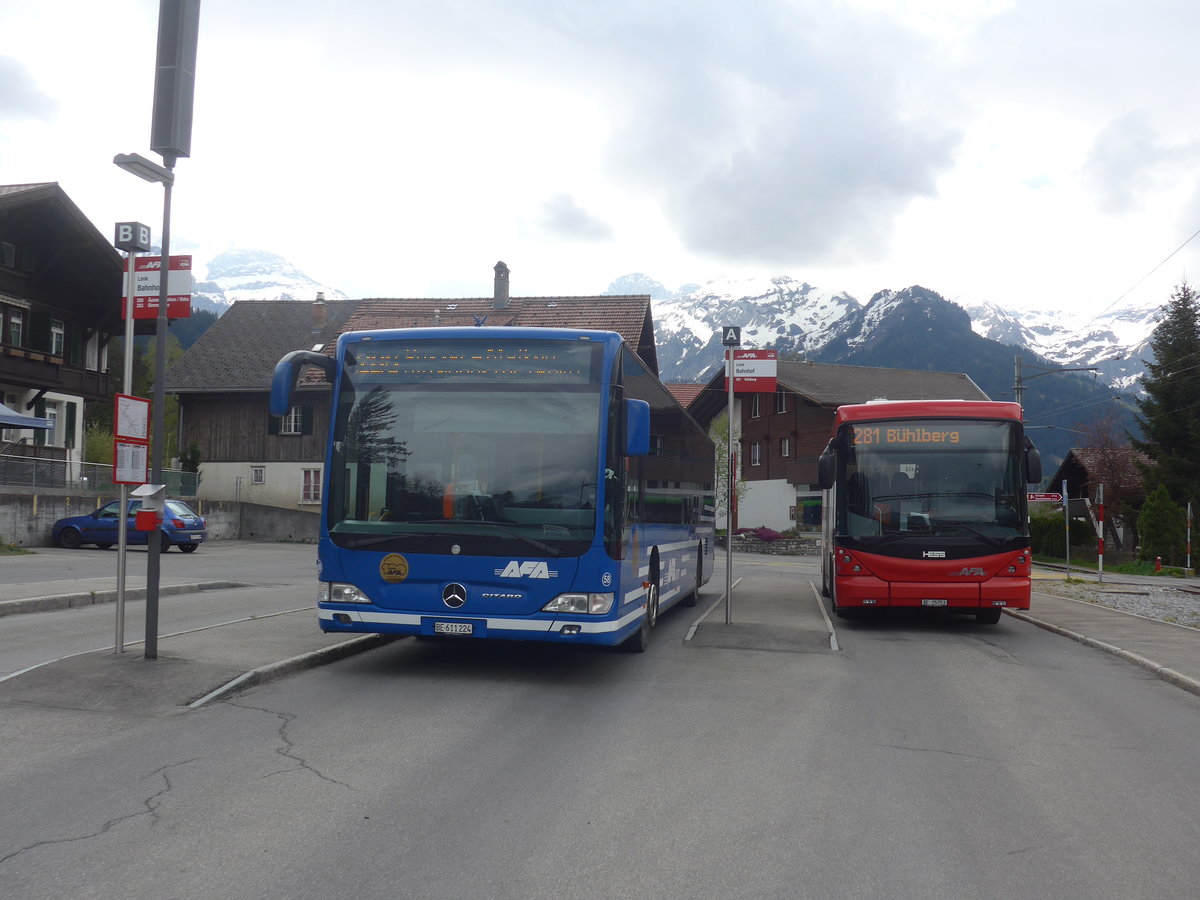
[624,575,659,653]
[683,542,702,607]
[976,608,1002,624]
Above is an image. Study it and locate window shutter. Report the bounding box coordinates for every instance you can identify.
[301,405,314,435]
[267,414,279,435]
[34,398,45,446]
[29,310,51,352]
[65,402,77,449]
[68,326,83,366]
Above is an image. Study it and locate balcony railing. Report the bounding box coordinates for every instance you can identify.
[0,452,199,496]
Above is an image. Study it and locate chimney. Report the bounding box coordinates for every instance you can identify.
[493,261,510,310]
[312,292,326,333]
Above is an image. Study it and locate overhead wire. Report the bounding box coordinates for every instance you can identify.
[1083,224,1200,325]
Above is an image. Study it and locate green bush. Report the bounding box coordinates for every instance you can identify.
[1029,512,1091,557]
[1138,485,1187,565]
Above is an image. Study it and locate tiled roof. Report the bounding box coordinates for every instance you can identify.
[167,294,657,391]
[775,360,987,405]
[688,359,989,425]
[665,383,705,408]
[164,300,358,392]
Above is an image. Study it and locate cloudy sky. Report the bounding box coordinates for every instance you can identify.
[3,0,1200,318]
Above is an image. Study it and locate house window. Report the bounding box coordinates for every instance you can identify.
[750,394,761,418]
[51,319,65,357]
[776,391,788,413]
[781,436,791,458]
[44,401,59,447]
[270,404,312,436]
[8,309,22,347]
[750,441,762,467]
[250,466,265,485]
[2,393,19,442]
[302,468,322,503]
[280,406,303,435]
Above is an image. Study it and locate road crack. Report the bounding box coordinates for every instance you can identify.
[229,700,354,790]
[0,757,200,867]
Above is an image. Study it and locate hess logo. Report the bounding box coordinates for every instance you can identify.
[496,561,558,579]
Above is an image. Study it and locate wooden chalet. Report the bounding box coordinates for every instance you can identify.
[0,183,123,485]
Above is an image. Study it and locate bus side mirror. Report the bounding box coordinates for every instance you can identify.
[270,350,335,416]
[817,442,836,490]
[1024,438,1042,484]
[625,399,650,456]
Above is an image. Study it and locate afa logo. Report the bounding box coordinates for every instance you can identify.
[496,560,559,579]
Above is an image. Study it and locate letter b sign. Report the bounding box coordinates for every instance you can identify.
[114,222,152,252]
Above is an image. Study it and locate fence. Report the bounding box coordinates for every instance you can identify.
[0,453,199,496]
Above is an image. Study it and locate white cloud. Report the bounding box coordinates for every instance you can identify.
[3,0,1200,314]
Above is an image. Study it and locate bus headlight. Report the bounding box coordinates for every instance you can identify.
[542,592,615,615]
[320,582,373,604]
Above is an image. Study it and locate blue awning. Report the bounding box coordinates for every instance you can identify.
[0,401,52,429]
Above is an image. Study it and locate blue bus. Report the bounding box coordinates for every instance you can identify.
[271,327,715,651]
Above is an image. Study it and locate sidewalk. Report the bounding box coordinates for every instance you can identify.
[3,559,1198,714]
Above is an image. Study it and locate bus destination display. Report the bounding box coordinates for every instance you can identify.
[350,340,597,384]
[849,421,1001,447]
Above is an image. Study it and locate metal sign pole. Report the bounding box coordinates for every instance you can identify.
[726,345,735,624]
[116,249,137,654]
[720,325,740,625]
[1063,479,1070,578]
[1097,483,1104,584]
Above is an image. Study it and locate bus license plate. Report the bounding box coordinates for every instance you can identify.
[433,622,473,636]
[921,598,948,607]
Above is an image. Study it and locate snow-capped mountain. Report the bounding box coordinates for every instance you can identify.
[612,271,1162,391]
[190,249,346,313]
[960,298,1160,391]
[614,273,861,382]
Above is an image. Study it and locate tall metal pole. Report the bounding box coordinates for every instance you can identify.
[144,169,174,660]
[1014,355,1023,409]
[1063,478,1070,578]
[116,249,137,654]
[725,346,734,624]
[1097,483,1104,584]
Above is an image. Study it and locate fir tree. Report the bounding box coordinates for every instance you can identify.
[1133,282,1200,503]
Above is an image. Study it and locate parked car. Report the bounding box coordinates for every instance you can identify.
[53,499,207,552]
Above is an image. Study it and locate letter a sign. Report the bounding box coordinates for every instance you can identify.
[721,326,742,347]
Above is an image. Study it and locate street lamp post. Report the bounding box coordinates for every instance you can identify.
[113,152,175,660]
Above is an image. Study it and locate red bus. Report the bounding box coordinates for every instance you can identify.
[817,400,1042,624]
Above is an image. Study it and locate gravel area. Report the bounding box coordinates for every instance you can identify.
[1033,576,1200,629]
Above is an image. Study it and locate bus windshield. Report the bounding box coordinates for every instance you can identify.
[325,338,602,556]
[839,419,1025,543]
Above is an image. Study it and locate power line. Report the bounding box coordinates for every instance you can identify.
[1084,225,1200,325]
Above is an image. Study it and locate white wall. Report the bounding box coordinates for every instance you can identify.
[199,461,324,510]
[740,478,794,531]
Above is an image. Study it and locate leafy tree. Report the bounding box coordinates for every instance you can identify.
[708,411,746,524]
[1075,406,1147,549]
[1138,484,1187,565]
[1134,282,1200,505]
[83,422,113,465]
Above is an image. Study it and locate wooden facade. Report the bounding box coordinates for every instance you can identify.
[181,391,331,463]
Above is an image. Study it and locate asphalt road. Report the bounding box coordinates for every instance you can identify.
[2,554,1199,899]
[0,542,319,677]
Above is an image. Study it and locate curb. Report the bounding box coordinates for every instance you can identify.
[0,581,248,617]
[187,633,399,708]
[1005,608,1200,698]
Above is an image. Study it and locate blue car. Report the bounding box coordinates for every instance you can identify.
[53,498,208,552]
